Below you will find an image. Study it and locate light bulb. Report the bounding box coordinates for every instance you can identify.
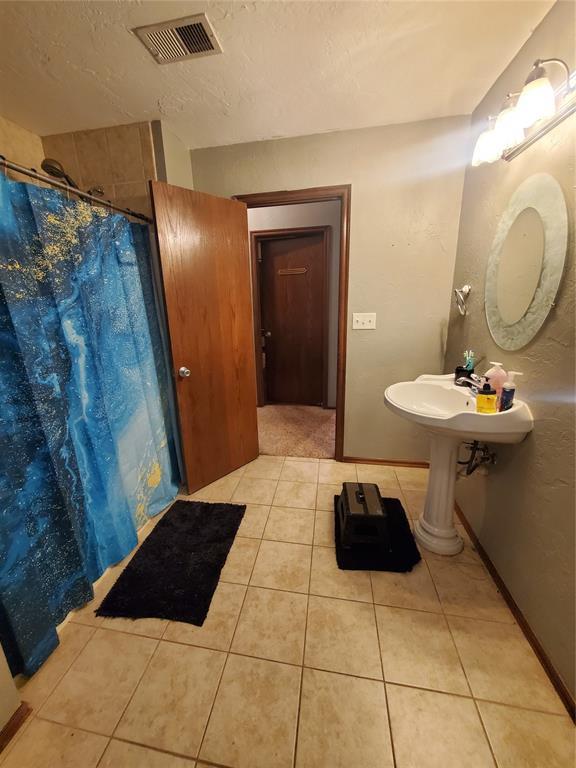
[471,128,502,167]
[516,77,556,128]
[494,107,525,150]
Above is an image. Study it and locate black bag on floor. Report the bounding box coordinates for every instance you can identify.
[335,483,420,573]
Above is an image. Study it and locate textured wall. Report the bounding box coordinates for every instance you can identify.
[248,201,341,408]
[42,122,156,217]
[444,3,575,697]
[191,115,469,460]
[0,114,44,174]
[152,121,195,191]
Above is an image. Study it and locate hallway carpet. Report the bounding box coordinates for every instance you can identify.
[257,405,335,458]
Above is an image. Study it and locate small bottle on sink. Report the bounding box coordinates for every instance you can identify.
[476,382,498,414]
[500,372,523,411]
[484,362,508,408]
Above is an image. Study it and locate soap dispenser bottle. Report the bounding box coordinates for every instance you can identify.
[476,382,498,414]
[484,362,508,407]
[500,372,523,411]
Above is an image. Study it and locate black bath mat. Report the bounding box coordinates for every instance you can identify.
[334,496,420,573]
[96,500,245,625]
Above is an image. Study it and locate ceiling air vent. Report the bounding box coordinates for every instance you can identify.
[133,13,222,64]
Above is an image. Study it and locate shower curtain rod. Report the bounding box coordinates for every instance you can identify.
[0,155,154,223]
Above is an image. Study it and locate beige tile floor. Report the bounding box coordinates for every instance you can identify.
[4,457,574,768]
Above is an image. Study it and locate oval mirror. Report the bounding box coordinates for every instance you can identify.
[485,173,568,351]
[496,207,544,325]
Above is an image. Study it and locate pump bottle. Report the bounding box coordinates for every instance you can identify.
[484,362,508,408]
[500,372,523,412]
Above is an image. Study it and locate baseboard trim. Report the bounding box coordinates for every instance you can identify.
[341,455,429,468]
[455,502,575,722]
[0,702,31,755]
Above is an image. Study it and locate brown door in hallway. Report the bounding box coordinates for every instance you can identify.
[151,181,259,493]
[258,228,328,406]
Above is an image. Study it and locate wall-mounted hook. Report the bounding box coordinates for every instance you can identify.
[454,284,471,316]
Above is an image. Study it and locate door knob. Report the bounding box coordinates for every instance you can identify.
[178,366,191,378]
[261,330,272,338]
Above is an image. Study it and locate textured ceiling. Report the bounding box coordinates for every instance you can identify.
[0,1,554,149]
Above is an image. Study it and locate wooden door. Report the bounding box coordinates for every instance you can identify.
[151,182,259,493]
[259,230,328,405]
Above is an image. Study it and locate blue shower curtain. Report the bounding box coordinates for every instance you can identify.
[0,174,178,676]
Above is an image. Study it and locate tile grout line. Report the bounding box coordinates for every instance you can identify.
[105,734,200,765]
[419,505,560,713]
[192,628,232,763]
[27,713,111,756]
[94,736,113,768]
[34,622,570,721]
[427,556,500,767]
[232,465,282,506]
[441,614,500,765]
[54,622,572,718]
[105,634,162,747]
[426,557,472,696]
[291,518,314,768]
[372,682,574,717]
[448,639,500,767]
[370,571,398,768]
[31,668,570,753]
[34,711,201,767]
[20,622,97,712]
[227,513,271,654]
[218,561,516,621]
[195,503,269,765]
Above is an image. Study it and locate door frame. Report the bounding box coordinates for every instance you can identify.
[234,185,351,461]
[251,226,330,409]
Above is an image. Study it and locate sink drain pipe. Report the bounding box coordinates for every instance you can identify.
[458,441,497,476]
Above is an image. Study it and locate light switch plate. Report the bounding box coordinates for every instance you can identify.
[352,312,377,330]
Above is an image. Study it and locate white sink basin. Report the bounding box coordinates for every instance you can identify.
[385,374,533,444]
[384,374,533,555]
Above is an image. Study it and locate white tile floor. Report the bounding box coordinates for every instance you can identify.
[4,457,574,768]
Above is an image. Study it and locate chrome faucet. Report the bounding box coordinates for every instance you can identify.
[456,373,485,393]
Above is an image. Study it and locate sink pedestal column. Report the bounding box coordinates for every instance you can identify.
[413,434,463,555]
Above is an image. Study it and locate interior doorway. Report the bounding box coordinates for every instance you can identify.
[235,186,351,460]
[253,226,329,407]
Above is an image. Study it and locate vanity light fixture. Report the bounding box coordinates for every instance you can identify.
[471,57,576,166]
[471,119,502,167]
[493,98,525,151]
[516,59,568,127]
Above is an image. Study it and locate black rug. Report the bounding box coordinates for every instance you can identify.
[334,496,421,573]
[96,500,245,625]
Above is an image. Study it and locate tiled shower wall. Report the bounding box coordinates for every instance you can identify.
[42,122,157,217]
[0,114,44,175]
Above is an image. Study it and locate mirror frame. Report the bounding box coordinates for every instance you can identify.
[485,173,568,351]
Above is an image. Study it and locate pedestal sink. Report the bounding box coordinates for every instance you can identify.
[385,374,533,555]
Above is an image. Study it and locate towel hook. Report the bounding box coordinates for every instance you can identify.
[454,284,471,316]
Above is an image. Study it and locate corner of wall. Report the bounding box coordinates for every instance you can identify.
[0,114,44,172]
[155,122,194,190]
